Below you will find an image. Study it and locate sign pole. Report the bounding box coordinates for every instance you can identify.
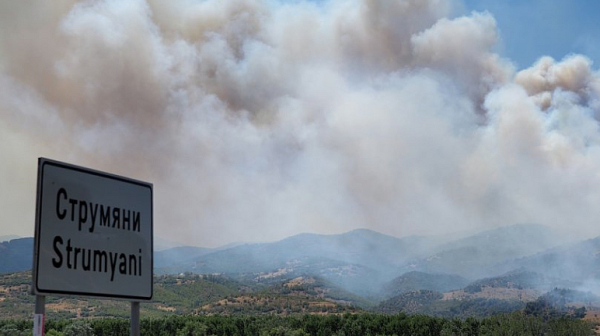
[131,301,140,336]
[34,295,45,336]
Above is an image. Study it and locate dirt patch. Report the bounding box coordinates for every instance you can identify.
[286,277,316,288]
[156,305,176,312]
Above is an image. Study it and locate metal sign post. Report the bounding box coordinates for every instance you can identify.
[131,302,140,336]
[33,296,45,336]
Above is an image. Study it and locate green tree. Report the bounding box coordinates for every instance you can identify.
[63,320,94,336]
[176,320,208,336]
[45,330,64,336]
[0,323,30,336]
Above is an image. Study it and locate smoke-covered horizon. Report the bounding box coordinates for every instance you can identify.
[1,0,600,248]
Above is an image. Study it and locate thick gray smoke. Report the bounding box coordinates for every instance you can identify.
[1,0,599,247]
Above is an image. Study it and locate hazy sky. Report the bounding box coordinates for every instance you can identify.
[1,0,600,247]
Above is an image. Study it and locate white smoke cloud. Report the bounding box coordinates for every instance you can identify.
[1,0,599,247]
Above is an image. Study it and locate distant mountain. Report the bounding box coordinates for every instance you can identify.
[403,224,562,279]
[154,246,214,269]
[382,271,469,298]
[155,236,244,252]
[438,224,557,256]
[155,225,590,296]
[4,225,598,301]
[0,238,33,274]
[0,235,20,243]
[463,269,578,294]
[203,229,437,273]
[154,236,187,251]
[505,236,600,282]
[163,229,442,295]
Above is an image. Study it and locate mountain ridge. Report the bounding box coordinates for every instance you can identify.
[2,224,596,299]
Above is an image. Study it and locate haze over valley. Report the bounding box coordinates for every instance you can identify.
[3,223,600,319]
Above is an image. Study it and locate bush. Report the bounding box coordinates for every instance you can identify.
[63,320,94,336]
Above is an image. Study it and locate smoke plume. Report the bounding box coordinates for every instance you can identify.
[1,0,599,247]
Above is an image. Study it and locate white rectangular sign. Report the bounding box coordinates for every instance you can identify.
[32,158,153,300]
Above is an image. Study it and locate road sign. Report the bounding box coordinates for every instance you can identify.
[32,158,153,300]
